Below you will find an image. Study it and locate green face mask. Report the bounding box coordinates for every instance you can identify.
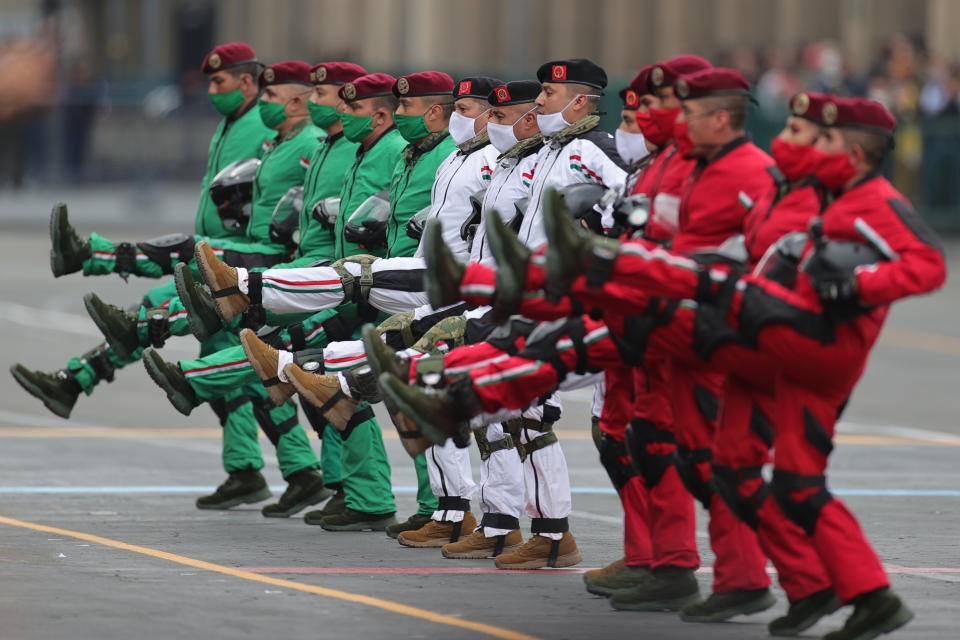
[308,102,341,129]
[258,99,288,129]
[340,112,374,142]
[209,90,245,116]
[395,112,431,142]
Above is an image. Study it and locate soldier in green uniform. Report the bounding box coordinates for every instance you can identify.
[11,56,329,517]
[145,72,410,531]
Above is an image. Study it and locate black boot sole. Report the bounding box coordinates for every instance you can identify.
[262,485,334,518]
[196,486,272,510]
[680,590,778,622]
[768,595,842,637]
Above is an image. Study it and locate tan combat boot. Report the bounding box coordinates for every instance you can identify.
[441,529,523,559]
[283,364,358,431]
[239,329,294,406]
[397,512,477,548]
[195,241,249,321]
[494,532,583,570]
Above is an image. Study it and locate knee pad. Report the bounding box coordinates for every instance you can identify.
[598,433,637,492]
[770,470,833,536]
[710,464,768,530]
[624,418,676,489]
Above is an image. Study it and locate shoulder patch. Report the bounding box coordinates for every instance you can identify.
[887,198,945,256]
[578,129,630,171]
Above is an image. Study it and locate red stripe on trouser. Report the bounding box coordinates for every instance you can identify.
[620,475,653,566]
[715,377,832,601]
[670,363,770,592]
[774,381,888,603]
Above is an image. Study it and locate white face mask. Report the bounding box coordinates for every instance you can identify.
[615,128,649,165]
[487,106,537,153]
[448,109,489,146]
[536,93,601,136]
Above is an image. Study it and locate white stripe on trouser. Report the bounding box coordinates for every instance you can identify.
[427,440,476,522]
[477,422,524,537]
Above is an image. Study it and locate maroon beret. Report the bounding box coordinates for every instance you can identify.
[259,61,313,89]
[339,73,397,102]
[828,97,897,136]
[310,62,368,85]
[619,65,653,109]
[201,42,258,74]
[392,71,455,98]
[788,92,838,126]
[675,67,751,100]
[649,55,713,89]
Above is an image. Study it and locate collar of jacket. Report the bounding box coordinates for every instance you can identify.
[457,131,490,155]
[402,129,451,164]
[275,118,310,144]
[498,133,545,162]
[547,114,600,149]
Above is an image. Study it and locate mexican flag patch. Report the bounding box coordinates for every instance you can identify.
[738,190,754,210]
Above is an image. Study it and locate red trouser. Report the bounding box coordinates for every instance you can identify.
[589,250,890,603]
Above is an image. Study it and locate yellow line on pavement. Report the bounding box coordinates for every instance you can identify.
[879,328,960,358]
[0,514,539,640]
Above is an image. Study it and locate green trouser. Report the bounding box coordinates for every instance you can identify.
[82,232,287,280]
[415,452,438,515]
[340,413,396,514]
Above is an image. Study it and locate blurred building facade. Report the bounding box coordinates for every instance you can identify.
[2,0,960,227]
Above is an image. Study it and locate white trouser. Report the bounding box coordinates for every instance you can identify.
[276,339,370,381]
[426,440,476,522]
[237,257,428,316]
[476,422,524,537]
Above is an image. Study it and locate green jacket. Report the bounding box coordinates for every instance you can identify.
[247,119,325,246]
[334,127,407,259]
[195,100,274,238]
[386,129,455,258]
[297,131,360,261]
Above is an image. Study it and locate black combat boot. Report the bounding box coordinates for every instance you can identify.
[196,468,271,509]
[303,487,346,525]
[261,468,331,517]
[385,513,434,539]
[822,587,913,640]
[49,202,90,277]
[174,262,223,341]
[680,587,777,622]
[10,364,82,419]
[142,347,199,415]
[483,208,531,322]
[84,293,142,361]
[768,588,841,636]
[422,222,466,309]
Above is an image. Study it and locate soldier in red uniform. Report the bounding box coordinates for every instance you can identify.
[407,94,937,640]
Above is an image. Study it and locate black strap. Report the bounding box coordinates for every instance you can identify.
[114,242,137,277]
[223,395,252,413]
[86,348,115,383]
[437,497,471,512]
[340,405,374,440]
[530,517,569,534]
[242,271,266,329]
[211,286,242,298]
[547,539,561,568]
[480,512,520,531]
[288,323,307,351]
[318,388,347,417]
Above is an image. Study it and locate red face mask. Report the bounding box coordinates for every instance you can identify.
[814,150,858,192]
[636,107,679,147]
[771,138,823,182]
[673,120,696,157]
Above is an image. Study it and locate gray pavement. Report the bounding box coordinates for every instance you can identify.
[0,216,957,640]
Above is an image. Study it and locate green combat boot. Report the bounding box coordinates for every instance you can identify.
[261,468,332,518]
[196,469,271,509]
[542,187,599,302]
[84,293,141,361]
[142,347,199,415]
[586,564,654,597]
[680,587,777,622]
[422,222,466,309]
[483,208,531,322]
[609,565,701,611]
[303,488,346,525]
[320,508,397,532]
[174,262,222,342]
[377,373,479,446]
[385,513,434,539]
[822,587,913,640]
[49,202,90,277]
[10,364,81,419]
[768,588,841,637]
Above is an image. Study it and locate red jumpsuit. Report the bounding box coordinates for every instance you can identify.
[591,172,946,603]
